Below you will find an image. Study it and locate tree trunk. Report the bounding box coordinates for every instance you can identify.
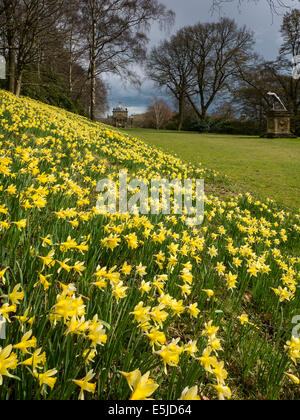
[7,41,15,93]
[37,43,41,81]
[68,30,73,94]
[69,62,73,94]
[90,56,96,121]
[259,105,262,132]
[186,94,203,120]
[154,102,160,129]
[89,1,96,121]
[15,70,23,97]
[4,0,16,93]
[201,109,207,120]
[178,94,184,131]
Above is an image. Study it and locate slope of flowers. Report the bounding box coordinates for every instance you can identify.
[0,89,299,400]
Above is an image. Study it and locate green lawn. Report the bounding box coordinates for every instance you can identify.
[121,128,300,211]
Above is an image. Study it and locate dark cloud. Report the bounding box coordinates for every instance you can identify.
[106,0,297,115]
[104,74,172,116]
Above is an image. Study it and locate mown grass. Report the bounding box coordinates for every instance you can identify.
[121,129,300,211]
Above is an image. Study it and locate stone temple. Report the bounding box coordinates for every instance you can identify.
[108,104,133,128]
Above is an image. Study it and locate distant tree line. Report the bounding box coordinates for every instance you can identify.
[0,0,174,119]
[147,8,300,135]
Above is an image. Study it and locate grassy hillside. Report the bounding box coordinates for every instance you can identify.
[0,90,299,400]
[121,129,300,210]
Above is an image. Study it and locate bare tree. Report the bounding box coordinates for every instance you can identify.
[260,9,300,116]
[0,0,109,115]
[211,100,237,119]
[0,0,17,92]
[0,0,63,96]
[233,8,300,122]
[148,32,195,130]
[16,0,63,96]
[146,97,174,129]
[55,1,86,95]
[212,0,293,14]
[149,18,254,125]
[81,0,174,121]
[280,8,300,59]
[233,60,281,129]
[185,18,254,120]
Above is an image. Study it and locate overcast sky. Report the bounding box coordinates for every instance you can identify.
[104,0,298,116]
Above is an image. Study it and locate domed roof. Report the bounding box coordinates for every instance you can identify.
[114,103,127,112]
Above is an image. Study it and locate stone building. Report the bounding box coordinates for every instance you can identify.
[108,104,133,128]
